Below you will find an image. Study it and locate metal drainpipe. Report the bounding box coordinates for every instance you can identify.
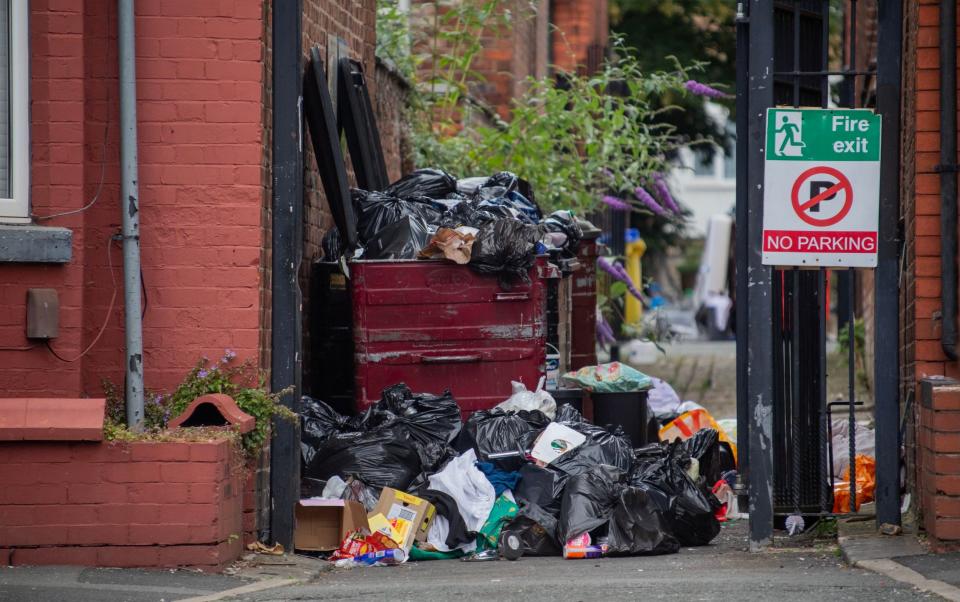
[118,0,145,427]
[940,0,958,361]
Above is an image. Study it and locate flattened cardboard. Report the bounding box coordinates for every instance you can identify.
[294,498,369,552]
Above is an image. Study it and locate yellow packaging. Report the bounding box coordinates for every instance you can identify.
[368,512,403,545]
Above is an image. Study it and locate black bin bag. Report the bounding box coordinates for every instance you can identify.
[606,486,681,556]
[306,428,422,491]
[455,409,549,471]
[469,219,543,285]
[383,168,458,200]
[352,189,444,246]
[631,441,721,546]
[378,383,462,445]
[514,464,567,516]
[363,214,430,260]
[552,409,634,477]
[557,465,623,543]
[501,502,562,556]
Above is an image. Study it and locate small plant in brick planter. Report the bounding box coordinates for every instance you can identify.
[104,350,296,460]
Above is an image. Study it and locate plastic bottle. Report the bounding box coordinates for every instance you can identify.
[353,548,407,566]
[562,545,605,559]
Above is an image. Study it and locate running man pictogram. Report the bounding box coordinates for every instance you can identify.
[775,114,806,156]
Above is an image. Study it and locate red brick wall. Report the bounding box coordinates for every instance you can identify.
[918,381,960,551]
[904,0,960,539]
[0,1,267,398]
[551,0,608,75]
[0,440,242,571]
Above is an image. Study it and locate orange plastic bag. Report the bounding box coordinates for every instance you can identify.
[833,454,876,513]
[658,408,738,464]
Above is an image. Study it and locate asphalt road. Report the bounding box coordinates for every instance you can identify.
[229,523,936,602]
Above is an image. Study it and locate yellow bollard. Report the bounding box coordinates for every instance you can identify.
[624,232,646,326]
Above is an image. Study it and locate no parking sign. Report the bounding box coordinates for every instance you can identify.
[762,108,881,268]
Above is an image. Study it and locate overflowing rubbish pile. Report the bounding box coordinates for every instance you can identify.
[329,168,583,284]
[298,379,738,567]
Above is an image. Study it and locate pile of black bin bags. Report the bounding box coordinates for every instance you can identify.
[301,387,724,557]
[325,168,583,285]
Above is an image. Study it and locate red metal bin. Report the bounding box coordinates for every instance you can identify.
[351,259,546,416]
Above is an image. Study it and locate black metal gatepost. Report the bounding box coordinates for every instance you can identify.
[270,0,304,550]
[738,0,903,548]
[744,0,776,548]
[873,0,903,527]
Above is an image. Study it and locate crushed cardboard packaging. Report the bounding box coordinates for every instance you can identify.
[370,488,436,552]
[294,498,370,552]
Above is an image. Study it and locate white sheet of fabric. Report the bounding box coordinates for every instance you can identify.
[646,377,682,419]
[677,400,705,415]
[426,514,477,554]
[427,449,496,533]
[495,378,556,419]
[704,294,733,332]
[830,418,875,478]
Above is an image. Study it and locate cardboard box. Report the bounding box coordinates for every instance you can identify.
[369,488,436,552]
[294,498,370,552]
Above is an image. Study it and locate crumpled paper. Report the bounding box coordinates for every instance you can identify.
[419,226,479,264]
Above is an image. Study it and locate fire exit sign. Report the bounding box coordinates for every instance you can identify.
[761,108,882,268]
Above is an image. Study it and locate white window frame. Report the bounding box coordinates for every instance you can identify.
[0,0,29,224]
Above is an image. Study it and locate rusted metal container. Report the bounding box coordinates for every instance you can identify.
[570,230,600,370]
[351,259,547,415]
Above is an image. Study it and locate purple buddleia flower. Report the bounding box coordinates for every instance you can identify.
[651,173,680,213]
[634,187,668,216]
[598,256,643,301]
[602,195,631,211]
[596,313,617,346]
[612,263,644,300]
[684,79,730,99]
[198,369,209,379]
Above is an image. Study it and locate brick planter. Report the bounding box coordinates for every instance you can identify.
[0,439,243,571]
[918,379,960,552]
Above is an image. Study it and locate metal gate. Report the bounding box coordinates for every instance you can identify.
[735,0,903,547]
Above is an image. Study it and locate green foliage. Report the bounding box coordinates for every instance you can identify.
[376,0,416,80]
[837,317,865,355]
[377,1,701,215]
[102,352,297,459]
[419,37,698,214]
[610,0,735,148]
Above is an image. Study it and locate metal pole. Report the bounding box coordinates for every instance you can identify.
[818,0,831,516]
[746,0,775,550]
[270,0,304,549]
[848,269,857,513]
[117,0,144,429]
[873,0,902,528]
[735,1,750,492]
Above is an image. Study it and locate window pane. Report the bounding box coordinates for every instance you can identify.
[0,1,9,199]
[693,147,713,177]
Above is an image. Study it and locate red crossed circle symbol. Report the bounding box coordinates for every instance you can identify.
[790,166,853,227]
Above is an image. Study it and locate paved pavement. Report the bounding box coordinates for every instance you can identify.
[227,522,934,602]
[0,523,941,601]
[0,565,249,602]
[839,518,960,601]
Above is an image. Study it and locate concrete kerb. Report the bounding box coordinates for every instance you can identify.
[838,519,960,601]
[854,559,960,602]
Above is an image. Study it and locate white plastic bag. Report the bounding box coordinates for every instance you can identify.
[495,377,556,419]
[427,449,496,533]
